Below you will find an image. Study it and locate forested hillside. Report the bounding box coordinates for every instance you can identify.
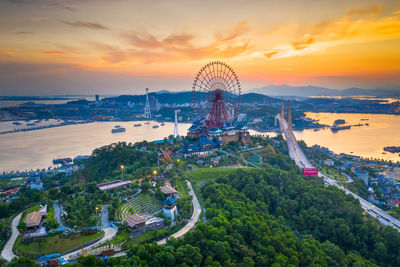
[76,165,399,266]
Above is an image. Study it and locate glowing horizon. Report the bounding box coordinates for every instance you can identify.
[1,0,400,95]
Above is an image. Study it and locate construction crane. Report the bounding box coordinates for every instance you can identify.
[81,246,88,256]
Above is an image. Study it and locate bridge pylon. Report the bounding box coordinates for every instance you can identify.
[287,100,292,131]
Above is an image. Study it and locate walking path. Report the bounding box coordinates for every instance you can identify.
[157,180,201,245]
[1,212,22,261]
[62,226,118,260]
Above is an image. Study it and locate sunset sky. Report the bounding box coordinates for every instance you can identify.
[1,0,400,95]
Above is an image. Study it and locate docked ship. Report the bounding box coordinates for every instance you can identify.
[112,127,126,133]
[331,124,351,132]
[134,124,142,127]
[383,146,400,153]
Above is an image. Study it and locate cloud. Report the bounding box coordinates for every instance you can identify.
[92,36,250,64]
[43,50,67,55]
[264,51,278,59]
[110,22,251,64]
[346,5,384,17]
[49,3,78,12]
[291,37,314,50]
[14,31,33,34]
[215,20,250,41]
[124,32,193,49]
[62,21,109,30]
[257,4,400,60]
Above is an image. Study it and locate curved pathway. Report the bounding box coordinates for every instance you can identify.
[158,180,201,245]
[62,227,118,260]
[1,212,22,261]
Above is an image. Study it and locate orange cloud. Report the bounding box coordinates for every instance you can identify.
[264,51,278,58]
[62,21,109,30]
[291,37,314,50]
[215,20,250,41]
[43,50,68,55]
[346,5,384,17]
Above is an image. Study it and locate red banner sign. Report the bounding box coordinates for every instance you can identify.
[302,168,318,177]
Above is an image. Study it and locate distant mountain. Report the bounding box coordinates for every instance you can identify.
[248,84,400,97]
[103,91,275,105]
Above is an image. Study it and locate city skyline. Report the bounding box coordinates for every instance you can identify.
[1,0,400,95]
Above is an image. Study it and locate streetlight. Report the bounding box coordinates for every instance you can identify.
[95,206,100,230]
[120,165,125,179]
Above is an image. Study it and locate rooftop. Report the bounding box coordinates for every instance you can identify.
[123,214,147,228]
[25,211,47,228]
[160,185,178,195]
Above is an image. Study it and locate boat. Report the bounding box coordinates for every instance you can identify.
[112,127,126,133]
[160,123,165,126]
[144,122,150,125]
[12,121,22,125]
[152,125,159,129]
[115,125,121,128]
[331,124,351,132]
[383,146,400,153]
[134,124,142,127]
[313,128,320,132]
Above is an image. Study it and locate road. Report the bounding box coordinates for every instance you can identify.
[53,203,65,228]
[1,212,22,261]
[100,206,109,227]
[157,180,201,245]
[62,226,118,260]
[277,114,400,232]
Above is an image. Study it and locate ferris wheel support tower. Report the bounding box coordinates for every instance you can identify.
[144,88,151,119]
[174,109,180,138]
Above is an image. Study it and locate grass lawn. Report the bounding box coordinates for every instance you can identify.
[0,177,26,188]
[189,167,251,184]
[175,179,188,198]
[14,231,104,258]
[118,193,162,220]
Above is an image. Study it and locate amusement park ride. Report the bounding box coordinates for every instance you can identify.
[188,61,250,144]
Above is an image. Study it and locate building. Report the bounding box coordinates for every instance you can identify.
[25,206,47,230]
[188,120,251,146]
[163,197,178,222]
[324,159,334,166]
[123,214,147,231]
[123,214,165,232]
[98,180,131,191]
[160,185,179,198]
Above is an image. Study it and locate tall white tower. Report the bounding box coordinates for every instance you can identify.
[144,88,151,119]
[174,109,180,138]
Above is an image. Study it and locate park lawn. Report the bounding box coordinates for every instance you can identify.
[175,179,188,198]
[189,167,251,184]
[14,231,104,258]
[0,177,26,188]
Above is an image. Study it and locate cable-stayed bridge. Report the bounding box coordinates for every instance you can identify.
[277,100,400,231]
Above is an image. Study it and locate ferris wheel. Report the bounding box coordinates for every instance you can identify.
[191,61,241,128]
